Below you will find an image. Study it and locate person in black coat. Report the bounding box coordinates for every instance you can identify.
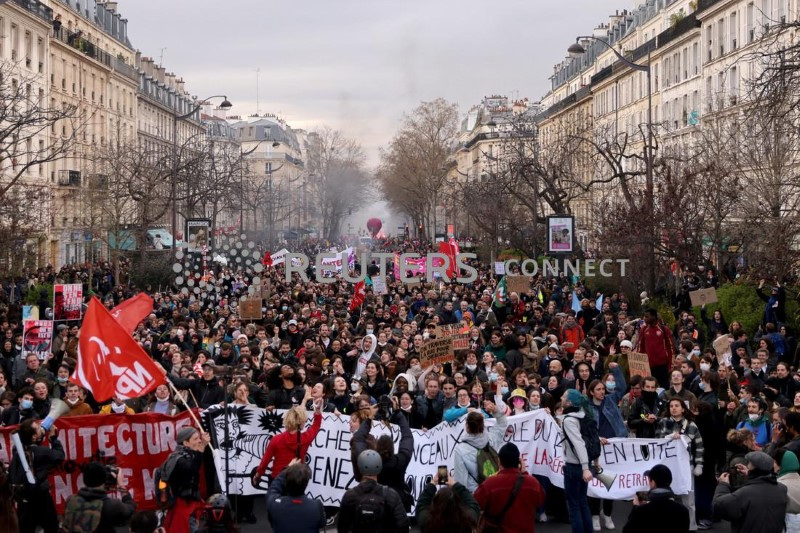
[164,362,225,409]
[623,465,689,533]
[61,462,136,533]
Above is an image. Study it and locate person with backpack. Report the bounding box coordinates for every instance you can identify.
[161,426,212,533]
[453,400,509,494]
[558,388,597,533]
[61,462,137,533]
[337,449,409,533]
[266,459,326,533]
[10,418,64,533]
[474,443,545,533]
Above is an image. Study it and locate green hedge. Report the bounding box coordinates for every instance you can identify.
[693,281,800,336]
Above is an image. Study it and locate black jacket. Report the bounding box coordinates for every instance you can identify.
[10,435,65,493]
[337,479,409,533]
[63,487,136,533]
[713,474,788,533]
[622,488,689,533]
[168,375,225,409]
[166,445,204,500]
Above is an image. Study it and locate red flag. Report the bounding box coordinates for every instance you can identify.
[109,293,154,334]
[71,297,165,402]
[262,251,273,267]
[438,241,458,279]
[349,280,366,312]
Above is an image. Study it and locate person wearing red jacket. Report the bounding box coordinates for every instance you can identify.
[253,399,323,483]
[559,312,585,355]
[475,443,544,533]
[637,308,676,389]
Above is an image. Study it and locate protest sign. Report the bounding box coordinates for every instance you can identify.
[239,298,263,320]
[628,352,652,378]
[494,261,505,275]
[371,275,388,295]
[204,408,692,507]
[23,319,53,360]
[54,283,83,320]
[0,411,195,513]
[22,305,38,320]
[689,287,718,307]
[436,324,470,350]
[418,337,455,367]
[507,275,531,295]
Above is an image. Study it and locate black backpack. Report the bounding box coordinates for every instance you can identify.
[563,413,601,463]
[354,485,387,533]
[154,449,186,510]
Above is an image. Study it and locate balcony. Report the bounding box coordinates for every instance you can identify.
[53,28,112,69]
[8,0,53,23]
[114,57,138,83]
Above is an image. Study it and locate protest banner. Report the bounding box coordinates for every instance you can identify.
[507,275,531,295]
[436,324,470,350]
[371,275,388,295]
[418,338,455,367]
[0,411,195,513]
[689,287,718,307]
[628,352,652,378]
[239,298,263,320]
[54,283,83,320]
[204,408,692,507]
[23,319,53,360]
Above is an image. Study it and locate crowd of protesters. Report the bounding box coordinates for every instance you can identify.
[1,238,800,533]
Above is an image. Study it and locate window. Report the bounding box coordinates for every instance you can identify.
[762,0,772,30]
[718,18,725,56]
[706,76,713,112]
[730,12,738,50]
[24,31,31,68]
[692,42,699,74]
[777,0,786,23]
[706,25,713,61]
[730,66,739,104]
[37,38,44,72]
[682,48,688,80]
[747,3,755,43]
[10,23,18,61]
[665,57,671,87]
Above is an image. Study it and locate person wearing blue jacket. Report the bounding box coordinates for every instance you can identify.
[444,387,506,423]
[267,459,326,533]
[587,362,627,530]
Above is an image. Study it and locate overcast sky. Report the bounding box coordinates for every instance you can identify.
[122,0,625,164]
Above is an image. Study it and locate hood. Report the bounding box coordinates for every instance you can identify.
[648,487,676,501]
[361,334,377,359]
[390,372,416,395]
[77,486,107,501]
[461,430,489,449]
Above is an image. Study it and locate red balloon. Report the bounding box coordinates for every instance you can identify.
[366,218,382,237]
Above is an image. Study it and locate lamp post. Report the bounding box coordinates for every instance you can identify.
[568,36,656,290]
[171,95,232,253]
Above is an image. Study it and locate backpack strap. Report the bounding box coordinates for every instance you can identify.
[296,429,302,460]
[483,474,524,522]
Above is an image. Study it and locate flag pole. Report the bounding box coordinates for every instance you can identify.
[166,380,216,452]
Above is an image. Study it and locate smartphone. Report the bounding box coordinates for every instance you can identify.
[635,491,649,504]
[437,465,448,485]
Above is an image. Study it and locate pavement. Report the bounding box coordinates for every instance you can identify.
[238,498,733,532]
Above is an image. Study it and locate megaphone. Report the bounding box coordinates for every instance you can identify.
[595,470,617,491]
[41,398,70,432]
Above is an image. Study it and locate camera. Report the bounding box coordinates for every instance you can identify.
[375,395,393,421]
[105,464,119,488]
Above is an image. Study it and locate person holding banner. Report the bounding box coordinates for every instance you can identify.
[453,400,508,494]
[559,388,595,533]
[162,426,212,533]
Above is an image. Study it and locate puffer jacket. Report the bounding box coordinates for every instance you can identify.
[713,474,788,533]
[453,412,508,493]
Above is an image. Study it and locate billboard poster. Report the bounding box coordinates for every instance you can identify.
[547,215,574,253]
[186,219,212,253]
[23,319,54,360]
[54,283,83,321]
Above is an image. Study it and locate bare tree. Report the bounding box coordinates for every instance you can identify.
[305,126,368,240]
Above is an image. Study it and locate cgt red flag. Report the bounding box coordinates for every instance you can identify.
[438,241,458,279]
[109,293,154,334]
[262,251,273,267]
[71,297,165,403]
[349,280,366,312]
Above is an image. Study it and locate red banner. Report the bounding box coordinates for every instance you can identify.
[0,411,196,513]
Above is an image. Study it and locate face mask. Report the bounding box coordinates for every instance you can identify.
[111,403,127,413]
[489,372,498,382]
[700,363,711,372]
[411,364,421,372]
[749,413,761,421]
[422,331,430,339]
[605,381,616,391]
[57,377,68,384]
[281,306,288,311]
[66,397,79,405]
[466,364,477,371]
[530,402,540,409]
[21,399,33,410]
[351,382,360,392]
[500,386,509,395]
[698,382,706,391]
[691,349,701,357]
[366,329,374,336]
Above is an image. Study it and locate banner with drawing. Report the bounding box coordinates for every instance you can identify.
[203,407,692,505]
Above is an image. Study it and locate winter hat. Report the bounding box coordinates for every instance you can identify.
[177,426,199,445]
[565,388,584,406]
[82,462,107,488]
[620,340,633,349]
[745,451,775,474]
[498,443,521,468]
[780,451,800,477]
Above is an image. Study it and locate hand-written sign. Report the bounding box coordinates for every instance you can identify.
[371,275,388,295]
[628,352,652,378]
[436,324,470,351]
[689,288,717,307]
[418,338,455,368]
[239,298,263,320]
[507,275,532,295]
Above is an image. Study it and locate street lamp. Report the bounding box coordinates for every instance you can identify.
[568,36,656,289]
[171,95,232,252]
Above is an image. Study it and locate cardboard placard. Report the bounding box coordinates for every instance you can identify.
[507,275,532,295]
[418,338,455,368]
[494,261,505,275]
[239,298,263,321]
[372,275,388,295]
[689,288,717,307]
[628,352,652,378]
[260,281,272,301]
[434,324,470,350]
